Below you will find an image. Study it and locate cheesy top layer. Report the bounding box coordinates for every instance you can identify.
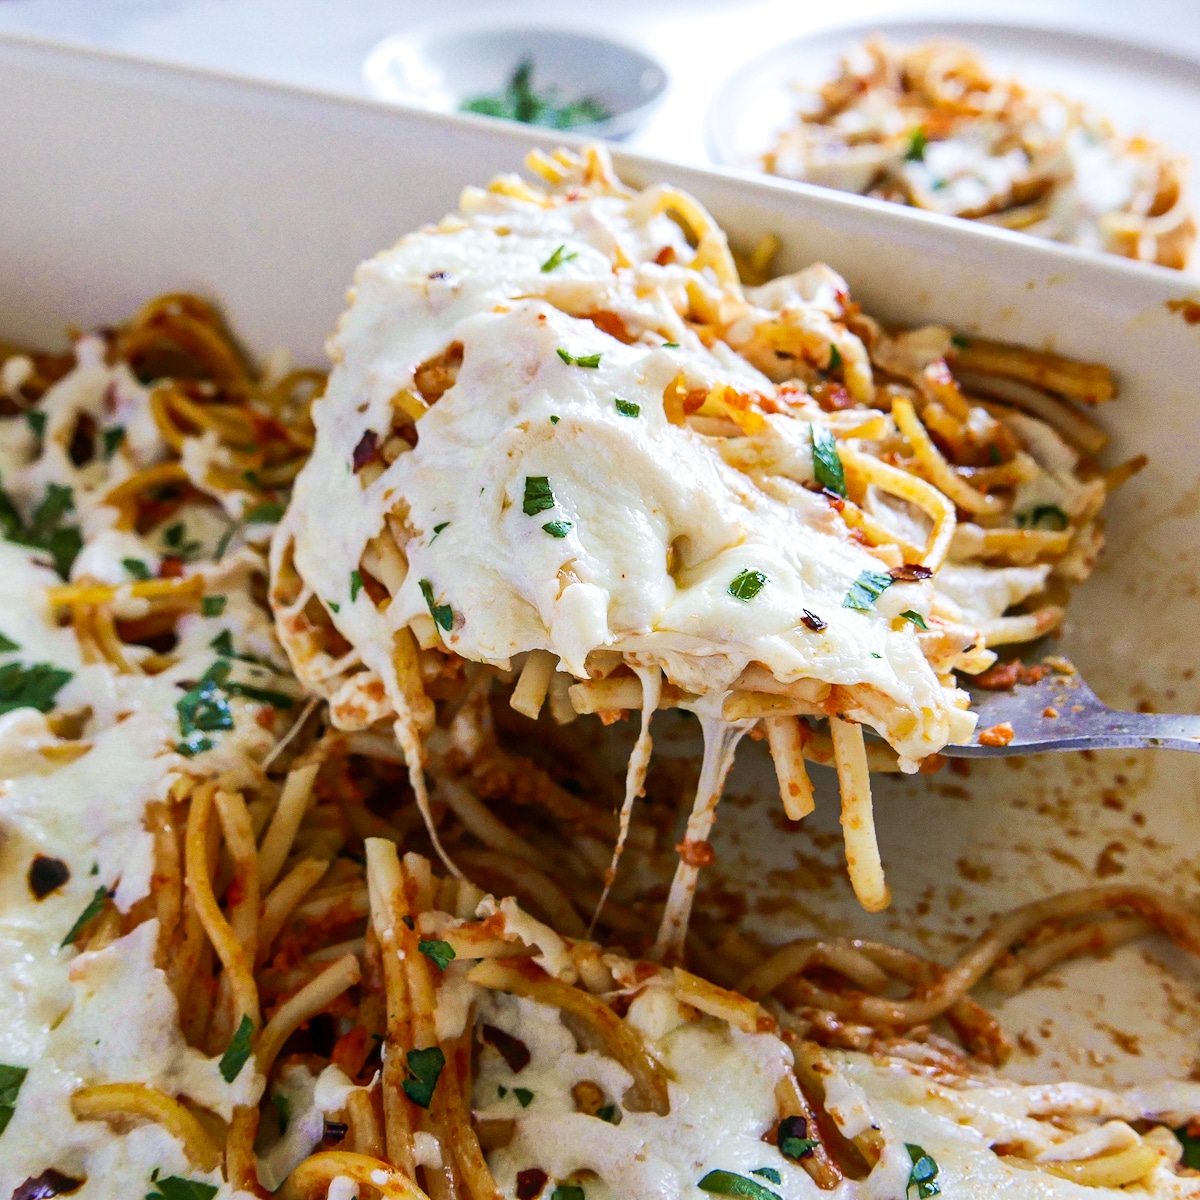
[278,184,984,765]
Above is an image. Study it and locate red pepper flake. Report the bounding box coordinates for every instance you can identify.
[889,563,933,582]
[975,660,1049,691]
[800,609,827,632]
[352,429,379,472]
[13,1170,84,1200]
[821,487,845,512]
[158,555,185,578]
[1166,298,1200,324]
[516,1169,548,1200]
[481,1023,531,1073]
[1042,706,1059,719]
[810,381,853,411]
[676,838,716,867]
[322,1119,349,1147]
[978,722,1015,747]
[974,660,1020,691]
[28,854,70,900]
[654,245,676,266]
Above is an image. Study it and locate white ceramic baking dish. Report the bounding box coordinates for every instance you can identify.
[2,32,1199,1091]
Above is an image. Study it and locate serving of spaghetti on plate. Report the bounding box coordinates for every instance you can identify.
[0,144,1197,1200]
[722,34,1197,270]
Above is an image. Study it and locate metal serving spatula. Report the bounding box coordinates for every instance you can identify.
[945,650,1200,757]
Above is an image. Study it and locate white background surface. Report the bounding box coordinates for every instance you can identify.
[2,0,1200,168]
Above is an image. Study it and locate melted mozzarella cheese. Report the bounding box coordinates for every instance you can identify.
[0,352,295,1196]
[475,987,822,1200]
[832,1054,1200,1199]
[280,191,963,763]
[467,981,1200,1200]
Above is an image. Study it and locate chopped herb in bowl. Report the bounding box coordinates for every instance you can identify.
[461,59,610,129]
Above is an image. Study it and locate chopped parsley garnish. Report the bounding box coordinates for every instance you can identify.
[349,569,363,603]
[327,600,340,613]
[205,634,292,705]
[778,1116,817,1160]
[0,481,83,579]
[431,521,450,541]
[697,1169,781,1200]
[513,1087,534,1108]
[122,557,153,582]
[728,569,768,602]
[950,333,971,350]
[541,245,578,272]
[102,425,126,458]
[827,344,842,371]
[163,520,202,561]
[899,610,929,630]
[542,520,572,538]
[662,342,680,349]
[210,629,251,662]
[1015,504,1069,531]
[214,525,236,563]
[460,58,610,129]
[224,680,294,709]
[418,579,453,632]
[0,632,19,652]
[522,476,557,516]
[811,425,846,497]
[243,501,284,525]
[61,885,108,947]
[843,569,893,611]
[418,939,456,971]
[1175,1125,1200,1169]
[219,1014,254,1083]
[556,348,602,369]
[550,1188,584,1200]
[175,732,213,757]
[905,127,928,162]
[0,1063,28,1136]
[146,1175,219,1200]
[597,1103,618,1123]
[0,662,72,717]
[271,1092,291,1135]
[497,1085,507,1098]
[906,1144,940,1198]
[24,411,46,439]
[402,1046,445,1108]
[201,595,226,618]
[549,415,560,424]
[750,1169,781,1185]
[614,397,640,418]
[176,660,234,751]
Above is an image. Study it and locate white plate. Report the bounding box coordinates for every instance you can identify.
[2,32,1200,1090]
[708,16,1200,240]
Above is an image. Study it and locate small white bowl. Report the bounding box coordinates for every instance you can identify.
[363,26,668,140]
